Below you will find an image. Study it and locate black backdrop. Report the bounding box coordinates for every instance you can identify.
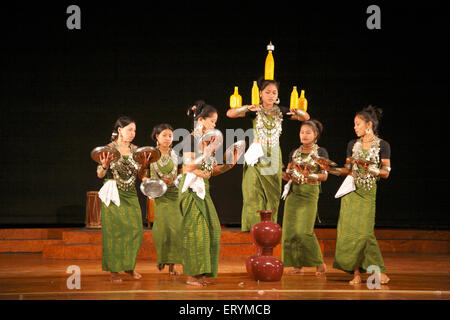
[1,2,448,228]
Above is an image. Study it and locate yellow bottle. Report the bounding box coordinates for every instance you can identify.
[251,81,260,105]
[229,86,242,109]
[264,42,275,80]
[290,86,299,109]
[297,90,308,111]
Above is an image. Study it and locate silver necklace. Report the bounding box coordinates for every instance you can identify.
[352,135,381,190]
[151,149,178,180]
[255,105,283,147]
[158,148,171,167]
[290,144,319,184]
[109,142,139,191]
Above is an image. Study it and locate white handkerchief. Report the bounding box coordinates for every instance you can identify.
[335,175,356,198]
[181,172,206,200]
[281,180,293,200]
[244,142,264,166]
[98,180,120,207]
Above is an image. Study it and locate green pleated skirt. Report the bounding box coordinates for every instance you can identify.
[178,174,221,278]
[241,145,282,232]
[153,185,183,269]
[333,184,386,274]
[282,183,324,267]
[101,187,144,273]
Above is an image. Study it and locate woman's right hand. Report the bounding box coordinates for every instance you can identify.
[282,171,291,182]
[183,163,198,173]
[100,152,114,169]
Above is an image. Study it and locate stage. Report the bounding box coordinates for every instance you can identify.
[0,252,449,300]
[0,228,449,301]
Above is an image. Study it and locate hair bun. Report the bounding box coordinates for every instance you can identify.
[311,119,323,135]
[194,100,206,112]
[364,105,383,122]
[187,100,207,119]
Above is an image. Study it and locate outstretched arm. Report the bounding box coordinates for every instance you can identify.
[226,105,260,118]
[287,109,310,121]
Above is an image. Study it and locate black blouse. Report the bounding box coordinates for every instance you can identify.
[346,139,391,159]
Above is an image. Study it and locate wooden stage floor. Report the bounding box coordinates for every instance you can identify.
[0,252,449,300]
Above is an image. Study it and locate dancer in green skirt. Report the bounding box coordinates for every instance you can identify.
[226,79,310,231]
[326,105,391,285]
[281,120,328,276]
[180,100,239,286]
[141,123,183,276]
[97,116,147,283]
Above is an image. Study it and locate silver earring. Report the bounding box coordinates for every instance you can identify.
[275,98,280,104]
[194,121,203,138]
[365,128,371,134]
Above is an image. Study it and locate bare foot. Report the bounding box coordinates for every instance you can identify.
[315,263,327,276]
[186,276,205,287]
[380,273,390,284]
[169,264,179,276]
[110,272,122,283]
[200,276,213,285]
[286,267,304,275]
[125,270,142,280]
[349,274,362,285]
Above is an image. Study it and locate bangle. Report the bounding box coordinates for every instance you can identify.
[295,109,306,119]
[98,165,107,174]
[330,168,342,176]
[236,106,249,114]
[368,166,380,176]
[381,166,391,172]
[344,163,352,169]
[308,173,319,181]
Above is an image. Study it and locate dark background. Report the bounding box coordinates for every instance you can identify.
[1,2,448,228]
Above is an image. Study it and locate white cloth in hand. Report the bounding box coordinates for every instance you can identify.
[181,172,206,200]
[335,175,356,198]
[98,180,120,207]
[244,142,264,166]
[281,180,292,200]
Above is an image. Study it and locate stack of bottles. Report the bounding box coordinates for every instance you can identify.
[228,41,309,112]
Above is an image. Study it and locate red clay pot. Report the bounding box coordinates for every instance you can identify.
[247,210,284,281]
[252,255,284,281]
[245,254,259,279]
[250,210,282,249]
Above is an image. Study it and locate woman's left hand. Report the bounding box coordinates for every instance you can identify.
[162,177,174,185]
[141,152,152,168]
